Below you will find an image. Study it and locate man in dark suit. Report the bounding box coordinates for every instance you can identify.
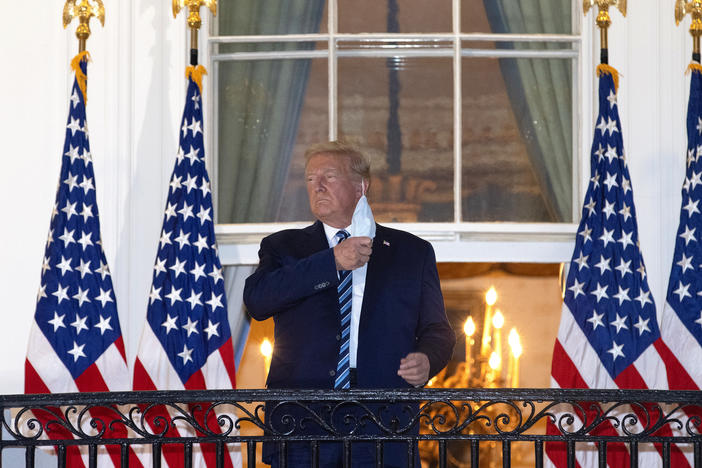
[244,141,455,467]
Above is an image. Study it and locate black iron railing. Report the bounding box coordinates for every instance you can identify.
[3,388,702,467]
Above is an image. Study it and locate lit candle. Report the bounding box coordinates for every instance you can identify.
[508,328,522,388]
[492,309,504,375]
[481,287,498,357]
[464,316,476,363]
[260,339,273,379]
[488,351,501,386]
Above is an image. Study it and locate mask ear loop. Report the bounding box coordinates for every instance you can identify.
[361,179,367,197]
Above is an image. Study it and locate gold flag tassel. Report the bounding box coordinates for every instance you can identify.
[596,64,620,92]
[687,62,702,74]
[63,0,104,103]
[186,65,208,94]
[70,51,91,103]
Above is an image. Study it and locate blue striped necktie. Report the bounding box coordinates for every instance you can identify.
[334,230,352,389]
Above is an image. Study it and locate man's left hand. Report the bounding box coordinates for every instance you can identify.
[397,352,430,387]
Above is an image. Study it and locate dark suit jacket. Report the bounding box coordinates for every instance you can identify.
[243,221,455,465]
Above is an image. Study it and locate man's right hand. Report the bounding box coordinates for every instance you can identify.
[334,236,372,270]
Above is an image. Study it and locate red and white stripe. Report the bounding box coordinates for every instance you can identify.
[546,304,693,468]
[25,320,144,468]
[132,321,241,468]
[660,301,702,389]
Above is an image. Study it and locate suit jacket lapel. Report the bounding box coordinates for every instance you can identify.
[304,220,331,254]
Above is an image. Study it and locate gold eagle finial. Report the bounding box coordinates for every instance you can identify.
[583,0,626,52]
[583,0,626,17]
[675,0,702,57]
[63,0,105,52]
[173,0,217,30]
[676,0,702,25]
[173,0,217,65]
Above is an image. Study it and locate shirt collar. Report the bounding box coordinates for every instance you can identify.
[322,222,352,247]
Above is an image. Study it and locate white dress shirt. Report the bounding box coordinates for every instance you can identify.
[323,222,367,368]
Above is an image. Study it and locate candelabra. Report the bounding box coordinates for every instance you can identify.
[427,286,522,390]
[421,286,524,467]
[256,287,525,466]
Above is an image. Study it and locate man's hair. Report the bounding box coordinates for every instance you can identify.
[304,141,371,182]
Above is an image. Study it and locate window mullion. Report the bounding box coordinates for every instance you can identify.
[329,0,338,140]
[208,33,580,44]
[453,0,462,224]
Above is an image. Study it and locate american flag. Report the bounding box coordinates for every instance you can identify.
[25,53,141,467]
[660,64,702,391]
[545,66,692,467]
[132,66,240,468]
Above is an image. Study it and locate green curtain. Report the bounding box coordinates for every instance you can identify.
[217,0,325,223]
[218,1,325,366]
[482,0,573,222]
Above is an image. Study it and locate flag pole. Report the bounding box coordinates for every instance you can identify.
[173,0,217,66]
[63,0,105,53]
[583,0,626,65]
[676,0,702,63]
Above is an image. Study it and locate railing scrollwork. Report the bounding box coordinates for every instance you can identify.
[3,388,702,466]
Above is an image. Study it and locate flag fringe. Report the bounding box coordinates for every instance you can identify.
[70,51,91,104]
[186,65,207,93]
[687,63,702,75]
[596,64,620,92]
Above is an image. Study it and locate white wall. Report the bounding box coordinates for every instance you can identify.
[0,0,187,394]
[609,3,689,311]
[0,1,692,394]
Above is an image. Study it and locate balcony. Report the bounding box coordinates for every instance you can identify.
[4,388,702,467]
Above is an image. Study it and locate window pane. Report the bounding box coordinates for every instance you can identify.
[218,0,328,35]
[338,57,454,223]
[462,57,573,222]
[462,0,573,34]
[338,0,452,33]
[216,58,328,223]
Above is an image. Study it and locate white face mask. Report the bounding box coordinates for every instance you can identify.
[350,179,376,239]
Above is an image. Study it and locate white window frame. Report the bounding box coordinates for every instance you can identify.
[204,0,595,266]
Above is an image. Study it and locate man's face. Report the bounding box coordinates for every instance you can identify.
[305,153,362,228]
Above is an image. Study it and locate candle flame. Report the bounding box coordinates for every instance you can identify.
[508,327,519,347]
[485,286,497,306]
[488,351,501,370]
[464,316,476,336]
[492,310,505,329]
[260,339,273,358]
[508,328,522,358]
